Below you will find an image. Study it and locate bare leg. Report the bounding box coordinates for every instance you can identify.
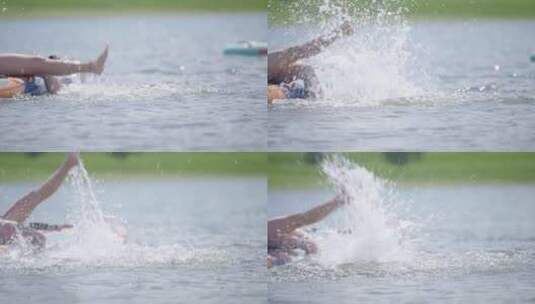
[2,153,79,224]
[268,196,344,238]
[0,45,108,77]
[268,20,353,80]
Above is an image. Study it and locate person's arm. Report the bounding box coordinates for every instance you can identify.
[0,45,108,77]
[42,75,62,94]
[2,153,79,224]
[278,21,353,64]
[268,196,344,236]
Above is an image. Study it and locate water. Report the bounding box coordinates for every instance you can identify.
[0,168,266,303]
[268,160,535,303]
[268,19,535,150]
[0,13,267,150]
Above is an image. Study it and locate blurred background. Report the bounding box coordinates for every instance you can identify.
[0,152,267,181]
[3,152,534,187]
[2,0,266,17]
[269,0,535,25]
[268,152,535,188]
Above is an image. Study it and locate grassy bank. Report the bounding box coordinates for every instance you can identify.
[0,153,268,182]
[268,0,535,25]
[1,153,534,187]
[0,0,266,18]
[268,153,535,189]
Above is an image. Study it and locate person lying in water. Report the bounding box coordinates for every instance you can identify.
[267,21,354,103]
[267,195,345,268]
[0,153,79,250]
[0,46,108,97]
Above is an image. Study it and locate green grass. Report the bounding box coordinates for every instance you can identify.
[2,153,534,188]
[0,153,268,182]
[268,153,535,189]
[3,0,534,19]
[0,0,266,18]
[403,0,535,18]
[268,0,535,26]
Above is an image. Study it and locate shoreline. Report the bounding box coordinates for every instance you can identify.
[2,153,534,187]
[0,9,266,20]
[268,0,535,25]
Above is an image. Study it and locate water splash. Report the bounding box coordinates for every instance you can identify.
[278,0,429,105]
[56,78,224,103]
[0,159,227,270]
[57,160,127,261]
[270,157,534,281]
[309,156,416,266]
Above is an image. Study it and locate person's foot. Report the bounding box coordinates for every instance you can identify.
[91,45,109,75]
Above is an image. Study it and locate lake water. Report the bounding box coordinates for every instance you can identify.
[269,20,535,150]
[269,178,535,303]
[0,13,266,150]
[0,174,266,303]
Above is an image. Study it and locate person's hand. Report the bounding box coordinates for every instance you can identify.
[65,152,80,169]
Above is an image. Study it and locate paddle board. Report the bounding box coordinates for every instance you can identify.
[224,41,267,56]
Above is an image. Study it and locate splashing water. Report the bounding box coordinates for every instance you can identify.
[1,160,226,270]
[58,160,127,261]
[279,0,428,105]
[271,157,535,283]
[309,156,416,266]
[47,160,226,267]
[312,25,424,104]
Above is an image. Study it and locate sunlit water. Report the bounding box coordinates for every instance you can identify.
[269,20,535,150]
[0,14,266,150]
[0,171,266,303]
[268,159,535,303]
